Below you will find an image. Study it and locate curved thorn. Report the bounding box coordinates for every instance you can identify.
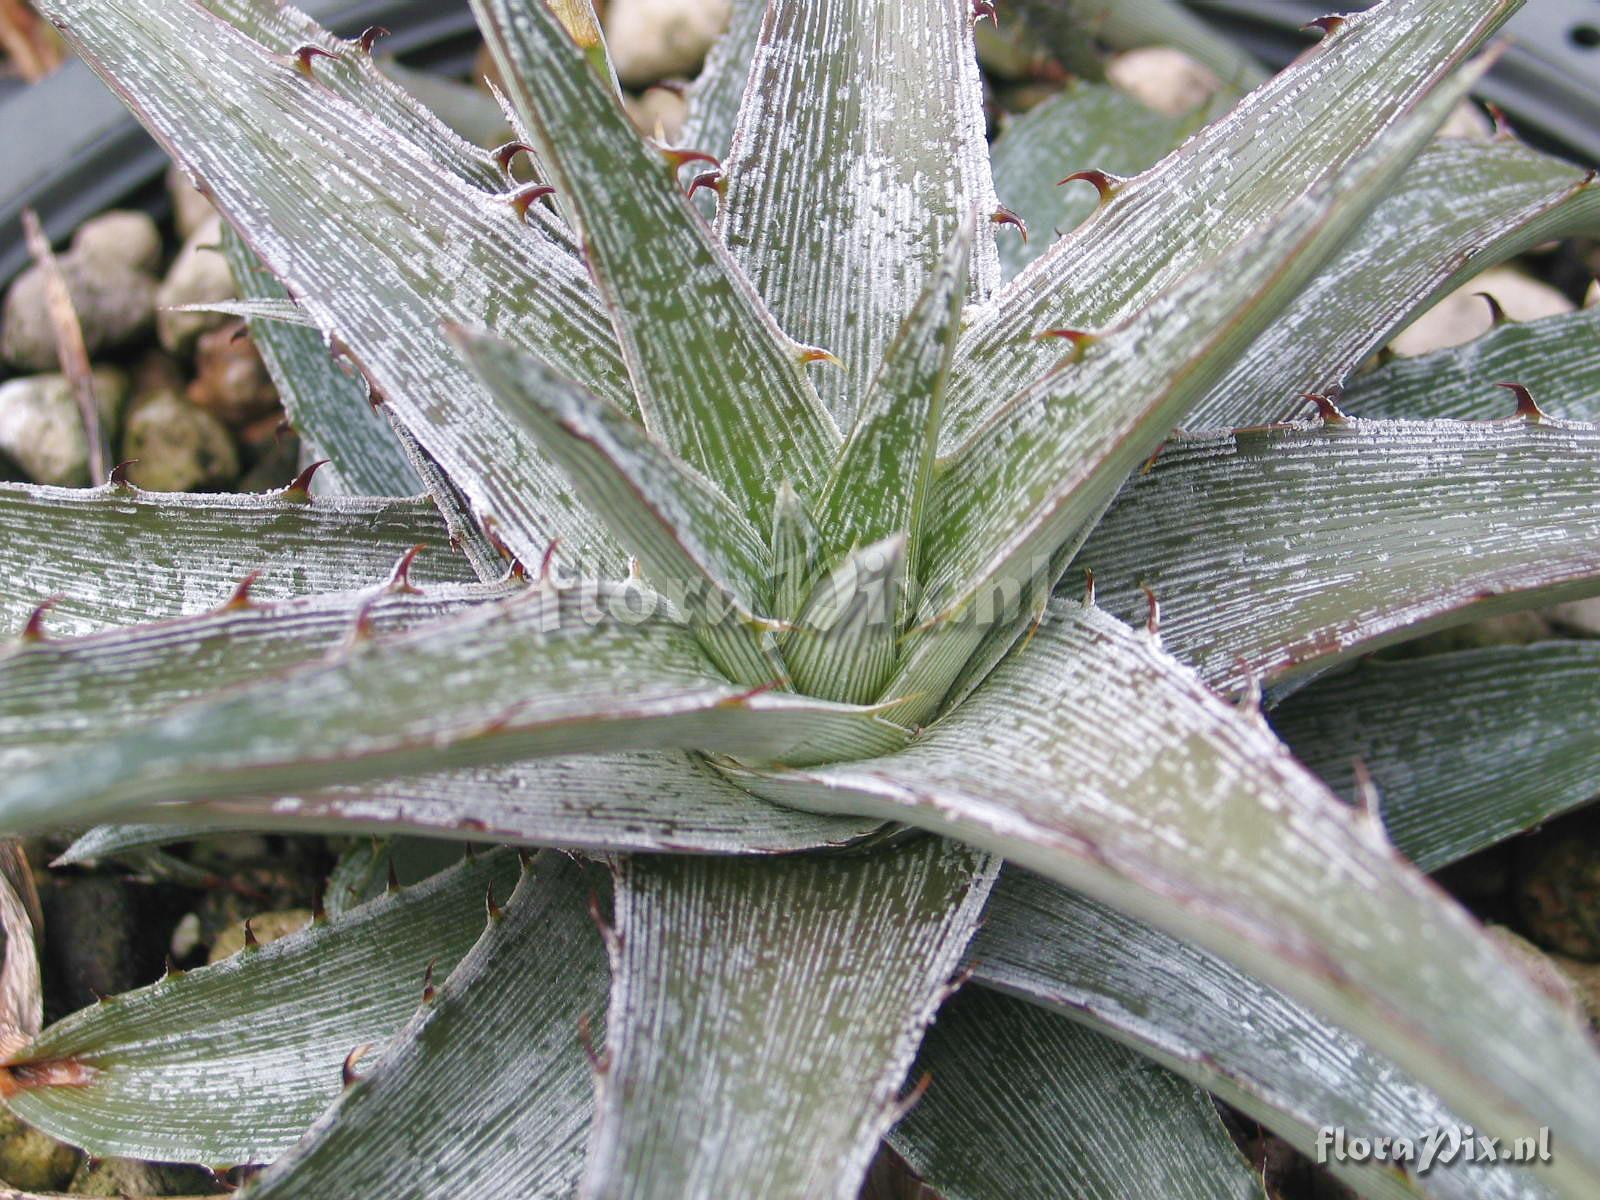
[341,1043,374,1088]
[1496,381,1546,422]
[795,343,844,370]
[972,0,999,27]
[1139,439,1167,475]
[508,183,557,223]
[1299,391,1349,425]
[387,860,401,893]
[1056,169,1124,203]
[887,1071,934,1123]
[486,882,503,923]
[242,918,259,949]
[1032,328,1095,365]
[421,958,438,1005]
[655,145,720,172]
[19,597,63,644]
[1474,291,1509,326]
[1082,567,1096,608]
[991,205,1029,243]
[686,170,726,201]
[1139,582,1161,644]
[1483,101,1515,141]
[222,570,263,612]
[356,25,390,54]
[1302,14,1345,38]
[386,544,426,595]
[312,889,327,923]
[107,459,139,487]
[588,890,623,959]
[290,44,340,78]
[1233,656,1264,717]
[490,141,533,173]
[281,459,329,503]
[1351,757,1392,847]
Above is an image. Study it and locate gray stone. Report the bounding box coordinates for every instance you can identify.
[156,215,237,357]
[0,369,129,486]
[1,255,156,371]
[606,0,729,87]
[121,392,240,491]
[70,209,164,275]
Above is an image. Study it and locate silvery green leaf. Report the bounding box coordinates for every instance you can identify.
[1074,418,1600,696]
[1343,307,1600,423]
[906,62,1476,710]
[0,584,908,835]
[783,534,908,706]
[890,987,1261,1200]
[220,226,420,499]
[243,852,609,1200]
[717,0,1000,426]
[989,83,1195,279]
[473,0,839,525]
[0,482,470,639]
[451,327,781,684]
[197,0,506,189]
[971,871,1556,1200]
[1272,644,1600,871]
[60,753,883,861]
[0,851,522,1164]
[941,0,1516,444]
[735,599,1600,1197]
[678,0,764,163]
[42,0,633,572]
[1185,137,1600,429]
[815,220,970,587]
[581,839,997,1200]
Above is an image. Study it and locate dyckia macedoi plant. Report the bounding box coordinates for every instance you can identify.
[0,0,1599,1196]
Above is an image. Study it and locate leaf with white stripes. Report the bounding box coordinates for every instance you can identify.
[473,0,839,524]
[1074,418,1600,695]
[582,840,997,1200]
[717,0,1000,426]
[1,852,522,1164]
[0,482,469,638]
[890,986,1262,1200]
[941,0,1516,444]
[1272,644,1600,871]
[734,599,1600,1197]
[244,852,609,1199]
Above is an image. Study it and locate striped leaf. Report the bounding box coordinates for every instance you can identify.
[0,584,907,835]
[1,851,522,1164]
[891,987,1261,1200]
[1074,418,1600,696]
[1272,643,1600,871]
[736,599,1600,1197]
[581,840,997,1200]
[717,0,1000,426]
[1343,306,1600,423]
[816,219,971,585]
[0,482,469,639]
[989,83,1195,279]
[941,0,1516,444]
[971,871,1556,1200]
[41,0,632,572]
[244,852,609,1199]
[472,0,839,525]
[783,534,907,706]
[220,226,420,499]
[1184,136,1600,429]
